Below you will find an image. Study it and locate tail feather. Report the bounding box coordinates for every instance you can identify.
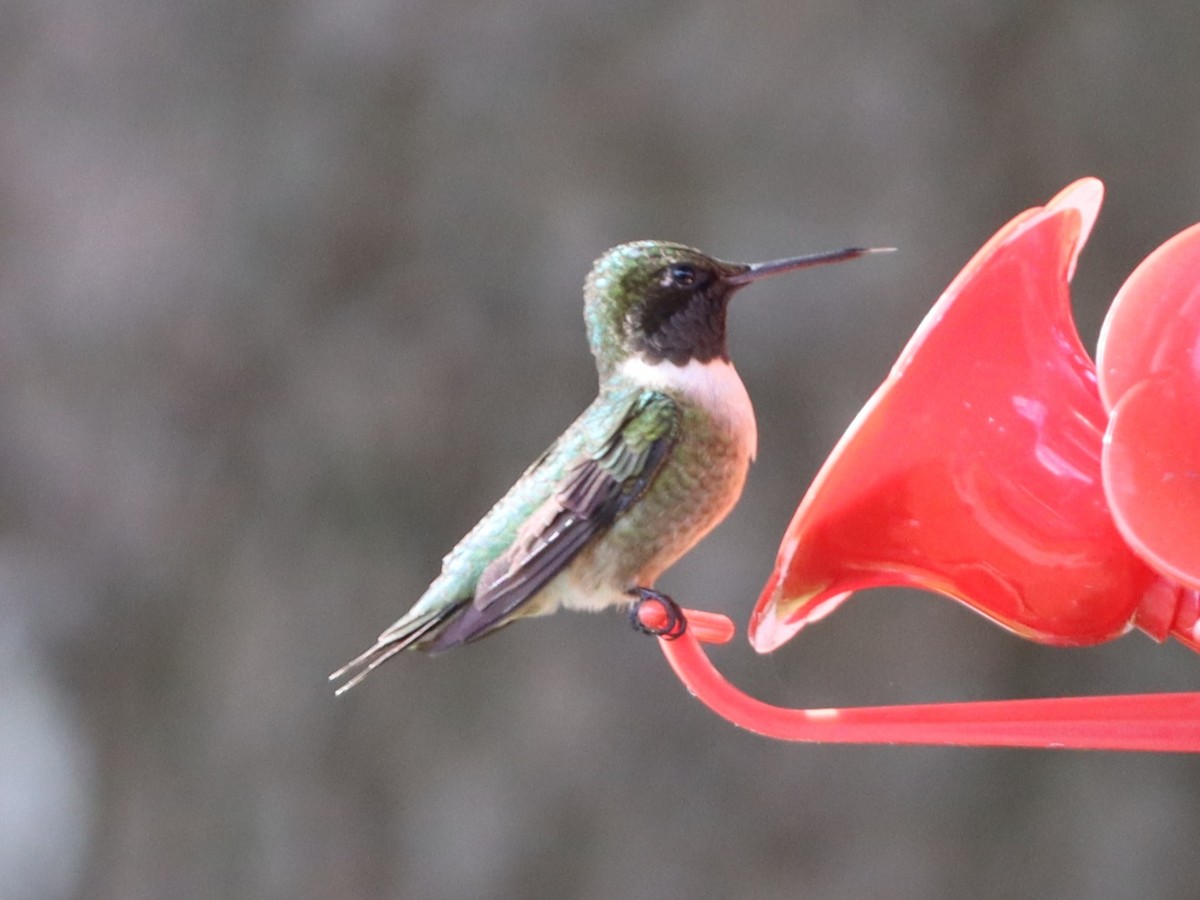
[329,604,461,695]
[424,599,517,651]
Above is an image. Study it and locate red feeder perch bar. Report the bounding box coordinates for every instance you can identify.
[644,179,1200,752]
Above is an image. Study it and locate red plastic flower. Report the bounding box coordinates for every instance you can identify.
[751,178,1200,654]
[641,180,1200,751]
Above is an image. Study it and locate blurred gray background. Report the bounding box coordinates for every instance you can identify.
[3,1,1200,898]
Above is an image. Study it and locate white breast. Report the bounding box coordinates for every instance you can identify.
[618,356,758,461]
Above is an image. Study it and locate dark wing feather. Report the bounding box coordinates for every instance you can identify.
[427,391,679,649]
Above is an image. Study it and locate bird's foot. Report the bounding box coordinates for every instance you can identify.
[628,588,687,640]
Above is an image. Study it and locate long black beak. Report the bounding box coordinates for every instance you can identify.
[724,246,894,285]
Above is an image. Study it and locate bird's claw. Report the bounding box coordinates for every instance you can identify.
[628,588,688,640]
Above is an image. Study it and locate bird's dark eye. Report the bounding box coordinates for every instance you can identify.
[668,264,698,287]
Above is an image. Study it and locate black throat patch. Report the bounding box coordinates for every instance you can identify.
[628,287,731,366]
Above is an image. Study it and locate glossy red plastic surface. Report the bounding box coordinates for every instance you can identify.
[1097,223,1200,597]
[641,182,1200,750]
[750,179,1200,654]
[637,604,1200,752]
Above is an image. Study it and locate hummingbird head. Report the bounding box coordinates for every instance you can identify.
[583,240,884,376]
[584,242,745,374]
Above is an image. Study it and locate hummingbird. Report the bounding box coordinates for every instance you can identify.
[331,240,887,693]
